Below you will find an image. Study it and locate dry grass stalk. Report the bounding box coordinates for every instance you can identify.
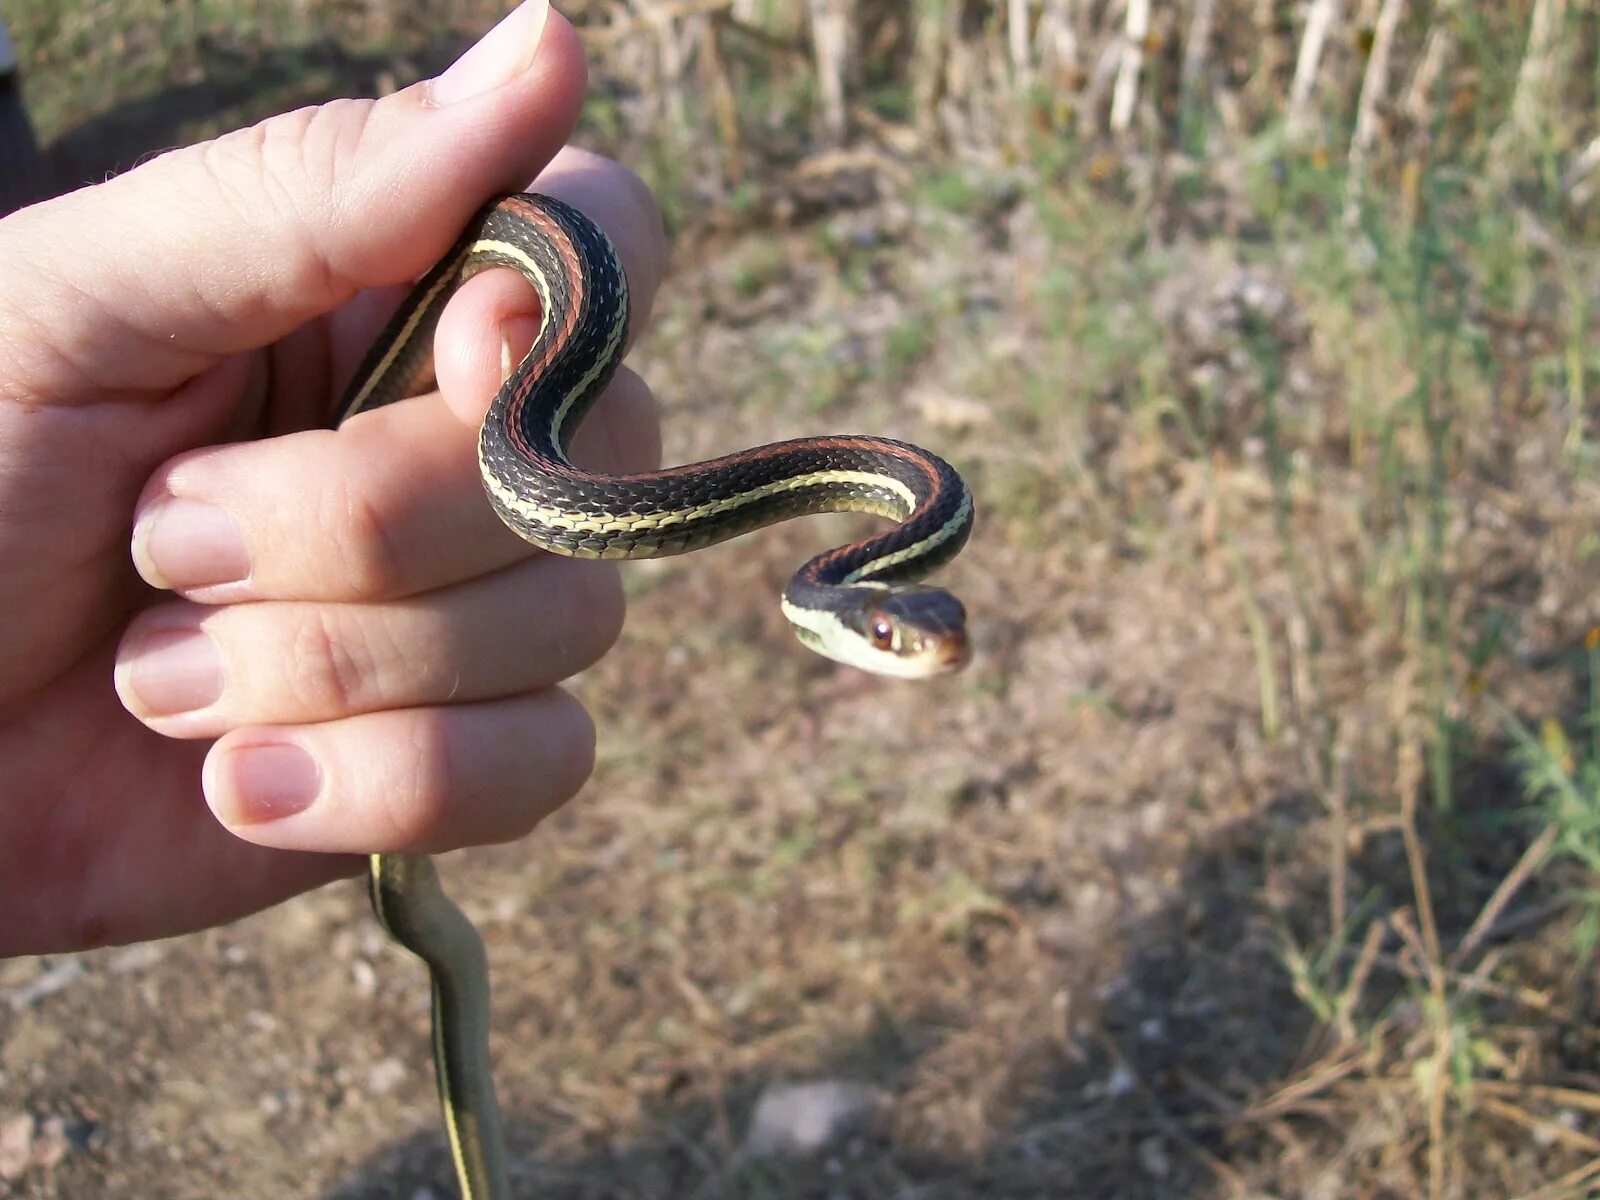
[1007,0,1033,90]
[580,0,734,48]
[1560,133,1600,200]
[1079,32,1125,137]
[910,0,952,139]
[1401,22,1453,128]
[572,0,1586,188]
[1243,1041,1372,1122]
[1037,0,1078,88]
[806,0,853,145]
[1344,0,1406,226]
[1286,0,1340,144]
[633,0,693,138]
[1509,1151,1600,1200]
[1449,823,1558,968]
[1418,939,1451,1200]
[1249,0,1284,109]
[1109,0,1149,134]
[1390,656,1449,1200]
[1179,0,1216,120]
[1326,721,1353,937]
[1479,1095,1600,1157]
[1331,905,1385,1044]
[1505,0,1568,146]
[699,14,743,186]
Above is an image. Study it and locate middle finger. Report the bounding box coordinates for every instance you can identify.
[115,552,625,738]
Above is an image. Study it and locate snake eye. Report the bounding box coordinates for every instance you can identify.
[869,614,895,651]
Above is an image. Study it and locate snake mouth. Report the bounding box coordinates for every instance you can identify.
[926,629,973,674]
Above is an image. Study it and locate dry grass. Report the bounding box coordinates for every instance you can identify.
[5,1,1600,1198]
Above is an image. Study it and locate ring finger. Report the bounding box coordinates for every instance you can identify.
[203,688,596,852]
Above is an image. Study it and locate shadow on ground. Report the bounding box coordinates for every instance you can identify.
[323,757,1554,1199]
[36,35,457,193]
[321,794,1336,1200]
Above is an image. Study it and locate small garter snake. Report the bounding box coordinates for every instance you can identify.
[333,192,974,1199]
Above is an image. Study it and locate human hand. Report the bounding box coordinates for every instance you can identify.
[0,0,666,955]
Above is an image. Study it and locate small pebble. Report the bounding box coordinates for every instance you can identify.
[367,1058,407,1097]
[7,960,85,1011]
[0,1114,33,1181]
[108,944,163,975]
[0,1113,81,1181]
[740,1081,886,1158]
[1104,1065,1136,1097]
[1138,1136,1171,1178]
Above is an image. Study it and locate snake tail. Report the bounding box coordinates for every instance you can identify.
[367,853,509,1200]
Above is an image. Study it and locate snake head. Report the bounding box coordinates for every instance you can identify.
[784,584,970,678]
[863,587,971,676]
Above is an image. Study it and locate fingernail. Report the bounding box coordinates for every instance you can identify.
[118,625,224,716]
[213,741,323,824]
[133,498,250,590]
[429,0,551,106]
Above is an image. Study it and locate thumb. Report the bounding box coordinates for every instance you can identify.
[0,0,585,401]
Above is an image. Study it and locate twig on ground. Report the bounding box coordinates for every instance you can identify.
[1451,824,1559,968]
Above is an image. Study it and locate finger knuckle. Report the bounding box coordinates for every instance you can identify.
[331,477,408,598]
[194,101,380,310]
[291,606,376,715]
[379,713,455,842]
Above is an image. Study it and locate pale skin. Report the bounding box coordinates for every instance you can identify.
[0,0,666,956]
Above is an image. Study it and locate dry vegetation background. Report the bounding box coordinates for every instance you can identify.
[5,0,1600,1196]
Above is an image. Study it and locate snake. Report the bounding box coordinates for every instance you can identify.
[331,192,974,1199]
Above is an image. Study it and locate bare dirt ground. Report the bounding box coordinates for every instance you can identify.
[6,5,1600,1199]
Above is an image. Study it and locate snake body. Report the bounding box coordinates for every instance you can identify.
[335,193,974,1198]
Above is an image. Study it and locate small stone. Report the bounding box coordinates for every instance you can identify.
[1104,1065,1136,1098]
[0,1114,33,1181]
[0,1112,82,1179]
[259,1089,296,1117]
[108,944,163,975]
[31,1118,69,1170]
[367,1057,407,1096]
[1138,1136,1171,1178]
[7,959,85,1011]
[740,1081,886,1159]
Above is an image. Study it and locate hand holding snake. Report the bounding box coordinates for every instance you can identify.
[0,0,652,954]
[0,4,971,1197]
